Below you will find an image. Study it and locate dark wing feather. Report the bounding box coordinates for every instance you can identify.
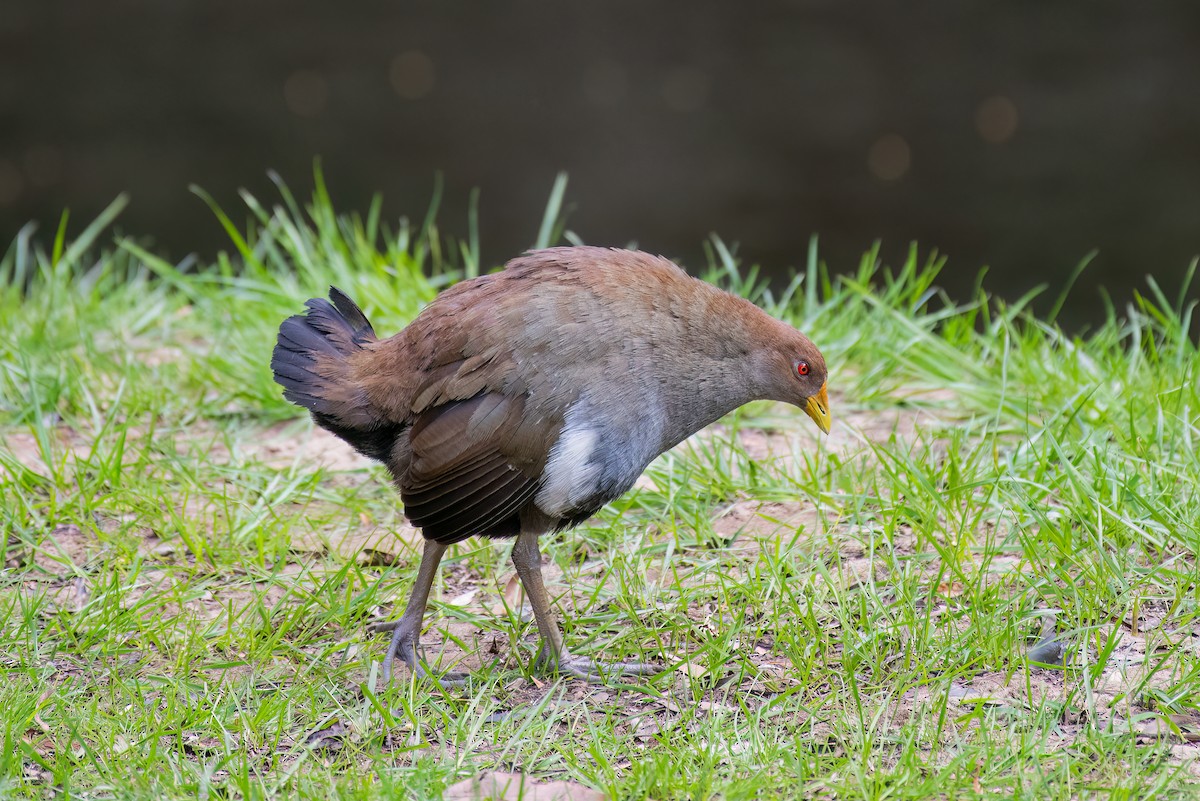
[403,458,516,519]
[400,392,556,544]
[417,469,539,543]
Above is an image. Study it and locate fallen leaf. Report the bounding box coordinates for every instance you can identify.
[489,574,526,615]
[628,715,662,740]
[443,771,606,800]
[1061,706,1088,725]
[1133,716,1173,743]
[304,721,346,751]
[503,574,526,609]
[449,589,479,607]
[152,542,178,557]
[936,581,964,598]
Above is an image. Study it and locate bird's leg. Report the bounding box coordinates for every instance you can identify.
[509,527,567,663]
[367,539,466,687]
[509,527,657,682]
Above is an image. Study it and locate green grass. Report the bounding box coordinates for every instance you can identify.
[3,175,1200,799]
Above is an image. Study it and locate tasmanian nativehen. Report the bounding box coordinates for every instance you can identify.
[271,246,831,684]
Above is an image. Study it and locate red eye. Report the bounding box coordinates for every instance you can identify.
[796,361,810,376]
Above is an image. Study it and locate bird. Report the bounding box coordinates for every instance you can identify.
[271,246,830,684]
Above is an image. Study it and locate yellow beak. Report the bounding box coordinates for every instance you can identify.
[803,382,831,434]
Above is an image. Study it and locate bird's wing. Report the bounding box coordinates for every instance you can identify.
[400,391,559,544]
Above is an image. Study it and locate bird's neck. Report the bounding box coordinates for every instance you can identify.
[651,351,765,451]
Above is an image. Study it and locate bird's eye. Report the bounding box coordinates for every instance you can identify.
[796,361,810,377]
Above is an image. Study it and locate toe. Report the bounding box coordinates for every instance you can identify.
[433,671,470,689]
[556,657,658,683]
[367,620,401,634]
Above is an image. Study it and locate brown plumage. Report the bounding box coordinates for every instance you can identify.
[272,246,831,683]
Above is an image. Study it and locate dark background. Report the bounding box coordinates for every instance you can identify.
[3,1,1199,325]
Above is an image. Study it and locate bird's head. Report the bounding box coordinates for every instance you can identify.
[792,355,831,434]
[757,327,831,434]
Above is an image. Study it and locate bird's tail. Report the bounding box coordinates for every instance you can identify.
[271,287,397,461]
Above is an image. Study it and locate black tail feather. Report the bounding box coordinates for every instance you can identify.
[328,286,374,337]
[271,287,399,462]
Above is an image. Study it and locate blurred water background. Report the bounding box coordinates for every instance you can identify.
[3,1,1199,326]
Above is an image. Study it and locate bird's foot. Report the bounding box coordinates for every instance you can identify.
[366,619,401,633]
[369,620,469,689]
[538,650,659,683]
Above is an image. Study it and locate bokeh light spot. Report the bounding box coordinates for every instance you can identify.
[975,95,1019,144]
[390,51,435,100]
[867,133,911,181]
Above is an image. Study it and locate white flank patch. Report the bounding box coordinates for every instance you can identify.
[536,413,601,518]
